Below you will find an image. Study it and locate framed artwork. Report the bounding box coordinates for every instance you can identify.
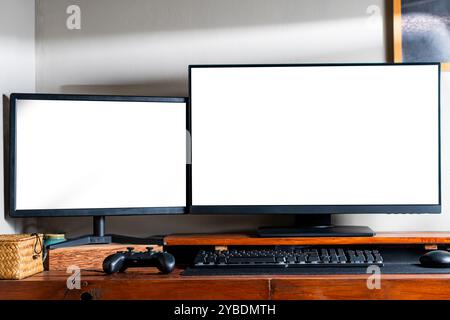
[394,0,450,70]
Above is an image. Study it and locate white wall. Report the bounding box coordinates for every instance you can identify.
[0,0,36,234]
[36,0,387,95]
[33,0,450,236]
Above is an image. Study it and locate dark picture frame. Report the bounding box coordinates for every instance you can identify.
[394,0,450,70]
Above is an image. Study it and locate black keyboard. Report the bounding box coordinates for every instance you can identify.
[193,247,384,268]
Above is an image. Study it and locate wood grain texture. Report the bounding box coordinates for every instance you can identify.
[271,275,450,300]
[164,232,450,246]
[47,244,161,271]
[2,270,450,300]
[393,0,402,63]
[0,269,269,300]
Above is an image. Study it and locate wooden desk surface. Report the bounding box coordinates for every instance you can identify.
[2,268,450,300]
[165,232,450,246]
[3,232,450,300]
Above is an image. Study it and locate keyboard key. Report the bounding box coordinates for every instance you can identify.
[228,256,276,264]
[374,254,383,263]
[194,255,205,264]
[286,256,296,264]
[218,256,227,264]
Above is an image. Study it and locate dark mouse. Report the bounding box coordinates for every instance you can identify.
[419,250,450,268]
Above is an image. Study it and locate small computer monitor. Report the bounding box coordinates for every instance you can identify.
[189,63,441,215]
[9,94,188,217]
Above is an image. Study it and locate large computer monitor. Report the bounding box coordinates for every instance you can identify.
[189,63,441,237]
[9,94,188,247]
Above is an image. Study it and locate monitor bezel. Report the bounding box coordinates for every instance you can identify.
[188,62,441,214]
[9,93,189,217]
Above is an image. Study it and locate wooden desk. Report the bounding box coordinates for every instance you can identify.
[1,269,450,300]
[164,231,450,246]
[1,232,450,300]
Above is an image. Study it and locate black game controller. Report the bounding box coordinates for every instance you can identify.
[102,247,175,274]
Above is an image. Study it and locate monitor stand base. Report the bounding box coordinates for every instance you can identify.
[257,215,375,238]
[46,216,163,249]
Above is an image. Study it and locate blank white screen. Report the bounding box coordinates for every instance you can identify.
[191,65,440,206]
[15,99,186,209]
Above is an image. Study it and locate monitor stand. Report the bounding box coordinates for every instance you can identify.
[257,215,375,237]
[46,216,163,249]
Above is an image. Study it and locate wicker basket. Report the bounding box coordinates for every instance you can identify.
[0,234,44,280]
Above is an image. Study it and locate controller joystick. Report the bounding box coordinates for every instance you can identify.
[103,248,175,274]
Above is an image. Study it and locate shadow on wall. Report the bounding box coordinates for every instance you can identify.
[36,0,390,96]
[37,215,294,238]
[60,80,187,97]
[56,38,391,96]
[37,0,376,38]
